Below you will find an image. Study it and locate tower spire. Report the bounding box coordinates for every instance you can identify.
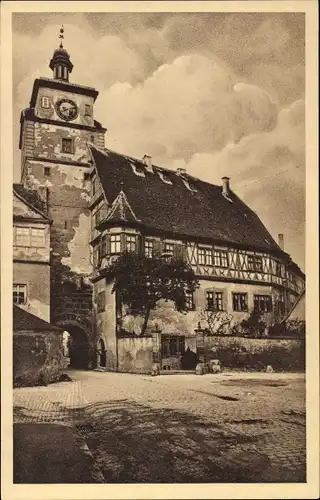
[49,25,73,82]
[59,25,64,49]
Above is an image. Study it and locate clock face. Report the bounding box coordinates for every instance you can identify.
[56,98,78,121]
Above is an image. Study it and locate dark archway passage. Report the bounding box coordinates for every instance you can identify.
[98,338,107,367]
[65,325,90,369]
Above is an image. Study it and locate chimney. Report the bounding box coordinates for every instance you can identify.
[222,176,230,196]
[142,154,153,173]
[176,167,186,175]
[278,233,284,251]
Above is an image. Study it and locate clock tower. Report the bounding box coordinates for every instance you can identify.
[19,28,106,367]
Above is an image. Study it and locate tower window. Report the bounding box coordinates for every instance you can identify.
[85,105,92,116]
[44,167,51,176]
[13,284,27,305]
[41,96,50,109]
[61,138,74,154]
[83,172,90,182]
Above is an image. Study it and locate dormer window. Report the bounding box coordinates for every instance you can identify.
[41,96,50,109]
[157,171,172,185]
[181,178,197,192]
[130,162,145,178]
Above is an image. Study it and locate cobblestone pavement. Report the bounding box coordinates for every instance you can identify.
[13,370,306,483]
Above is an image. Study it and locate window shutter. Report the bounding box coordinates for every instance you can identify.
[105,234,111,256]
[153,239,162,257]
[136,234,142,255]
[180,244,187,262]
[120,233,126,253]
[173,244,181,259]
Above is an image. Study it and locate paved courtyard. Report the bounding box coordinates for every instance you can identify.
[13,370,306,483]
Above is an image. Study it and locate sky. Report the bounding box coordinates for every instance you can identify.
[12,12,305,270]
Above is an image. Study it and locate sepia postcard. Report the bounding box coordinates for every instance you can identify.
[1,1,319,499]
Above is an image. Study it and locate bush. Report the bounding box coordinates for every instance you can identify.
[204,339,305,371]
[269,319,305,339]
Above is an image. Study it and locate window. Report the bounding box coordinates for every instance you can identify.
[126,235,136,253]
[144,239,153,258]
[206,291,224,311]
[83,172,90,182]
[214,249,229,268]
[97,291,105,313]
[61,138,74,154]
[85,104,92,116]
[254,295,272,313]
[232,293,248,312]
[255,256,263,272]
[44,167,51,176]
[185,291,195,311]
[15,227,30,246]
[110,234,121,254]
[94,208,101,228]
[198,247,212,266]
[275,261,282,277]
[41,96,50,108]
[164,242,174,257]
[161,335,185,357]
[13,284,27,305]
[248,254,263,272]
[157,171,172,185]
[31,228,45,247]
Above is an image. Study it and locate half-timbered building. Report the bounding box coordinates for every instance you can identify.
[88,145,305,370]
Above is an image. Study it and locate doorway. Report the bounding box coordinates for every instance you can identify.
[64,325,90,369]
[98,338,107,367]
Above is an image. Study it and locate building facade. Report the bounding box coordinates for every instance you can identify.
[89,146,305,371]
[16,37,305,371]
[13,184,51,321]
[18,39,106,367]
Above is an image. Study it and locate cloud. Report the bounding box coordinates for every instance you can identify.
[12,13,305,269]
[168,99,305,269]
[97,54,278,162]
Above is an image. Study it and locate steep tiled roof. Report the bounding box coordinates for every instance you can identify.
[104,189,140,224]
[13,305,62,332]
[91,145,283,253]
[13,183,48,218]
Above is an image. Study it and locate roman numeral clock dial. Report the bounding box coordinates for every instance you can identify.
[55,98,78,121]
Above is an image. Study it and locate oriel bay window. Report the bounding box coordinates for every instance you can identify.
[13,284,27,305]
[206,291,224,311]
[198,247,212,266]
[110,234,121,254]
[164,242,174,257]
[232,293,248,312]
[126,234,136,253]
[144,239,153,258]
[254,294,272,313]
[214,249,229,268]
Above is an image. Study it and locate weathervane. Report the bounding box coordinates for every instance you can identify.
[59,25,64,48]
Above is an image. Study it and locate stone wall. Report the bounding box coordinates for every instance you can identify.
[203,335,305,371]
[118,337,153,374]
[13,330,63,387]
[94,279,117,370]
[13,262,50,321]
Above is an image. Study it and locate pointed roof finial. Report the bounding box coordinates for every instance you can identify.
[59,25,64,48]
[120,181,124,192]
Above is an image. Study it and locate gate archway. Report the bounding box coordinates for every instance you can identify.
[55,316,92,370]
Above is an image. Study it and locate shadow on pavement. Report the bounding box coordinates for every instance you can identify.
[13,423,98,483]
[73,399,289,483]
